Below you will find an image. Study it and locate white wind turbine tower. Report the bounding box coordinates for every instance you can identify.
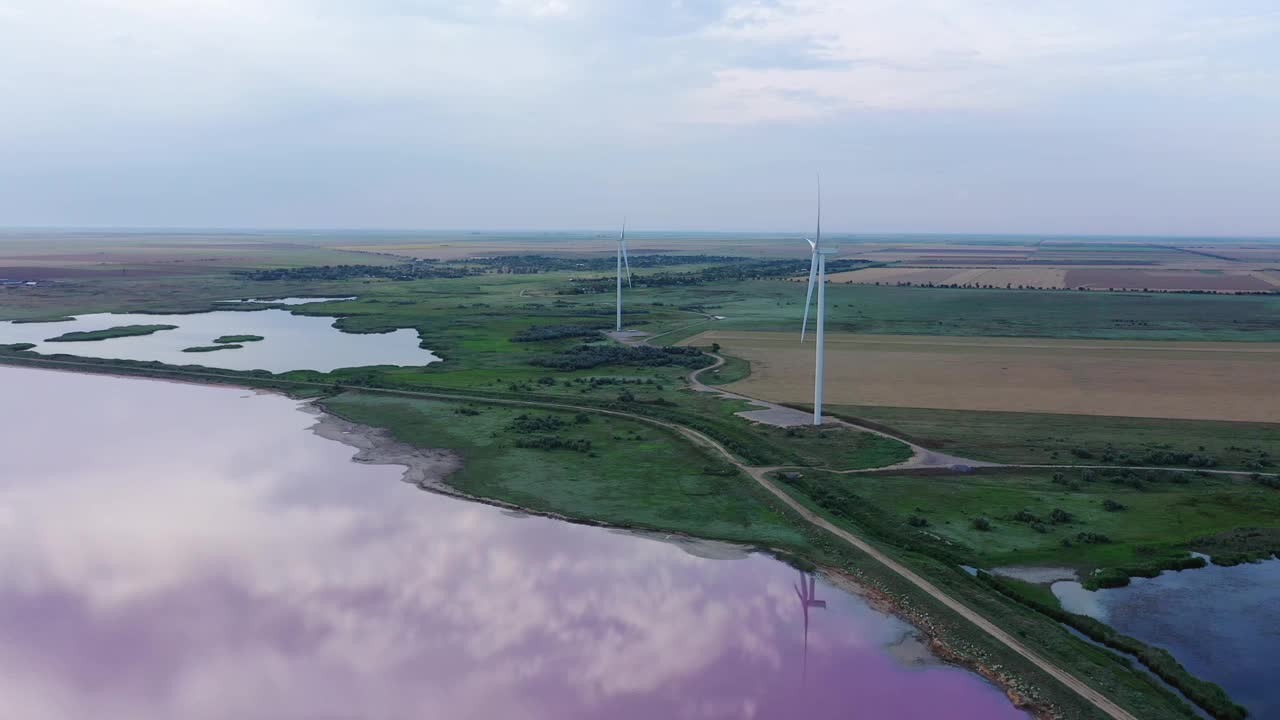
[615,219,632,332]
[800,178,836,426]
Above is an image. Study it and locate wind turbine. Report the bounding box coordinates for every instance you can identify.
[616,219,631,332]
[800,178,836,425]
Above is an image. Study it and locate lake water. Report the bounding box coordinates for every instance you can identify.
[0,366,1026,720]
[0,308,436,372]
[1053,560,1280,717]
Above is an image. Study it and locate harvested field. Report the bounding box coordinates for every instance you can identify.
[829,267,1068,289]
[826,267,977,284]
[967,268,1067,288]
[683,330,1280,422]
[1064,269,1273,292]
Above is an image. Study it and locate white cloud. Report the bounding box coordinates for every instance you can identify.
[686,0,1280,122]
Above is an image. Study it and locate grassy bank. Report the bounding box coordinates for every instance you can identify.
[317,391,1198,720]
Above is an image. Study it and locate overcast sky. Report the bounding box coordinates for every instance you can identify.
[2,0,1278,235]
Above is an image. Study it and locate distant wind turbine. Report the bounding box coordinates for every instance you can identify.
[616,219,631,332]
[800,177,836,425]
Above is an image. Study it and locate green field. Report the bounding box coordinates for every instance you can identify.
[823,404,1280,472]
[700,352,751,385]
[781,467,1280,579]
[45,324,178,342]
[321,392,812,547]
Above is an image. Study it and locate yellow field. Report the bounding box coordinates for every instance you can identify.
[684,331,1280,422]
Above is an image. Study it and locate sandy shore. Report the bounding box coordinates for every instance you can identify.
[303,404,464,491]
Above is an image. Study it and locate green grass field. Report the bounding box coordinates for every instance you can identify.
[792,467,1280,574]
[823,404,1280,472]
[320,392,811,548]
[700,352,751,385]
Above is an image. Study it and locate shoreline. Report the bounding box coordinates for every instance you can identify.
[309,397,1054,719]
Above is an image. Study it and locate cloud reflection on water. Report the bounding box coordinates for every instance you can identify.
[0,367,1025,719]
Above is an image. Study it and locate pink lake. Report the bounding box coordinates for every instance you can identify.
[0,366,1027,720]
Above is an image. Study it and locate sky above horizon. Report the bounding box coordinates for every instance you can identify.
[2,1,1278,235]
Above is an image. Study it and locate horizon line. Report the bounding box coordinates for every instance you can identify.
[1,226,1277,242]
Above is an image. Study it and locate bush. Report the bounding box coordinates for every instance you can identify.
[1049,508,1074,524]
[509,414,567,433]
[1255,474,1280,490]
[1070,447,1094,459]
[1013,508,1040,524]
[1102,498,1127,512]
[971,517,992,532]
[907,515,929,528]
[1087,568,1131,589]
[531,344,710,370]
[511,324,608,342]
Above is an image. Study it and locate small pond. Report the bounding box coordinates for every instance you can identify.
[0,306,436,372]
[1053,559,1280,717]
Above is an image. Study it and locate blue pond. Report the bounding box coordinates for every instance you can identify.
[1054,558,1280,717]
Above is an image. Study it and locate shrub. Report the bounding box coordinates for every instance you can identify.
[509,414,567,433]
[907,515,930,528]
[510,324,607,342]
[531,344,710,370]
[1070,447,1094,459]
[1102,498,1127,512]
[1087,568,1131,589]
[971,517,992,532]
[1255,474,1280,490]
[1013,508,1040,524]
[1049,508,1074,524]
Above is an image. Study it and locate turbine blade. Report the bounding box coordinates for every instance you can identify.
[815,173,822,248]
[805,237,816,250]
[622,240,632,287]
[801,252,817,341]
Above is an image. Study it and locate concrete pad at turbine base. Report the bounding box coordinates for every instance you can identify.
[735,407,814,427]
[607,330,649,345]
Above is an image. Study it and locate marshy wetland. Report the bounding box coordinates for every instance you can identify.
[0,305,435,372]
